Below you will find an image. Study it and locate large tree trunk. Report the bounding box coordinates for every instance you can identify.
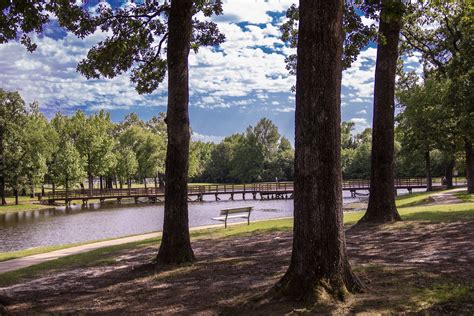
[425,150,432,191]
[0,128,4,205]
[359,1,403,224]
[445,156,455,189]
[156,0,194,265]
[266,0,360,303]
[465,139,473,193]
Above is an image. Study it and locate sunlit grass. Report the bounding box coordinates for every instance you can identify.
[454,190,474,203]
[0,203,51,214]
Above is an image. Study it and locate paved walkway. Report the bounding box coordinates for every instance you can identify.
[425,188,465,205]
[0,218,291,274]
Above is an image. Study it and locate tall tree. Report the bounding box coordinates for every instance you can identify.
[1,0,224,264]
[156,0,195,264]
[267,0,360,303]
[0,89,28,205]
[402,2,473,192]
[50,139,86,196]
[359,1,404,223]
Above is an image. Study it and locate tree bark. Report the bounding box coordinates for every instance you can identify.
[425,150,432,191]
[0,127,5,205]
[465,139,473,193]
[359,1,403,223]
[88,173,93,190]
[14,188,18,205]
[99,175,103,190]
[156,0,195,265]
[445,156,455,189]
[266,0,361,303]
[106,176,113,189]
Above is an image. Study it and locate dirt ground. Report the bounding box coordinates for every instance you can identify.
[1,220,474,315]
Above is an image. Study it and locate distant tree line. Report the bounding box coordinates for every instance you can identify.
[2,87,467,206]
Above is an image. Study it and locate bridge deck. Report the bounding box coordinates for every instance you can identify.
[40,178,444,204]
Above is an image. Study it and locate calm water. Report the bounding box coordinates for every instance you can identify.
[0,190,415,252]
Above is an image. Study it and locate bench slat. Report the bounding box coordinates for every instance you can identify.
[220,206,252,215]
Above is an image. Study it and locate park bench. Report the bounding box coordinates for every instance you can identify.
[212,206,253,228]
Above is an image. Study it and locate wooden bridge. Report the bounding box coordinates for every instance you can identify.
[41,178,436,205]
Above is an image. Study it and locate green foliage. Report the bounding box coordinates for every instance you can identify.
[115,147,138,186]
[280,3,378,81]
[50,139,86,190]
[199,118,295,183]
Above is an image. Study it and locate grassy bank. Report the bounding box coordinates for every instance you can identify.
[1,202,474,287]
[0,203,52,214]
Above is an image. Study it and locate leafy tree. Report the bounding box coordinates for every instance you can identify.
[50,139,86,196]
[115,147,138,189]
[0,89,28,204]
[402,2,474,192]
[343,128,372,179]
[136,132,166,188]
[68,110,116,190]
[266,0,361,303]
[189,141,214,181]
[1,0,225,265]
[204,134,244,183]
[341,121,356,150]
[22,104,58,197]
[360,0,405,224]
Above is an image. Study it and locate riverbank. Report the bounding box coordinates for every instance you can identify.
[0,196,473,314]
[0,189,465,260]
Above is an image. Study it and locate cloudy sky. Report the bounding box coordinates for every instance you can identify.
[0,0,420,142]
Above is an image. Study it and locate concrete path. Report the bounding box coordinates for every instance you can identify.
[0,218,291,274]
[426,188,465,205]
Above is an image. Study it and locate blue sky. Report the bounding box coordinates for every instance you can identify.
[0,0,421,142]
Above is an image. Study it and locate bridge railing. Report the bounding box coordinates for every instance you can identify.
[44,177,462,201]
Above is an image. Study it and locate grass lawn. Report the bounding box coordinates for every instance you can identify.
[395,189,441,207]
[1,201,473,288]
[0,203,52,214]
[454,190,474,203]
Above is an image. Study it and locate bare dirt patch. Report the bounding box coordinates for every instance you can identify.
[2,221,474,314]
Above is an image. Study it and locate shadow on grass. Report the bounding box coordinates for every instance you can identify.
[402,210,474,222]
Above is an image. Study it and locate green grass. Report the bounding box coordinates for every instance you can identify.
[1,202,474,287]
[0,237,160,287]
[454,190,474,203]
[0,203,52,214]
[352,264,473,313]
[399,203,474,222]
[395,190,440,208]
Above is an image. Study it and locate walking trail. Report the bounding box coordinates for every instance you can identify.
[0,218,290,274]
[425,187,465,205]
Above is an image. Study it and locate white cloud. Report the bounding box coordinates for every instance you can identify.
[349,117,370,132]
[217,0,294,24]
[192,132,223,143]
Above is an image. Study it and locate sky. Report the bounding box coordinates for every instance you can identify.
[0,0,421,143]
